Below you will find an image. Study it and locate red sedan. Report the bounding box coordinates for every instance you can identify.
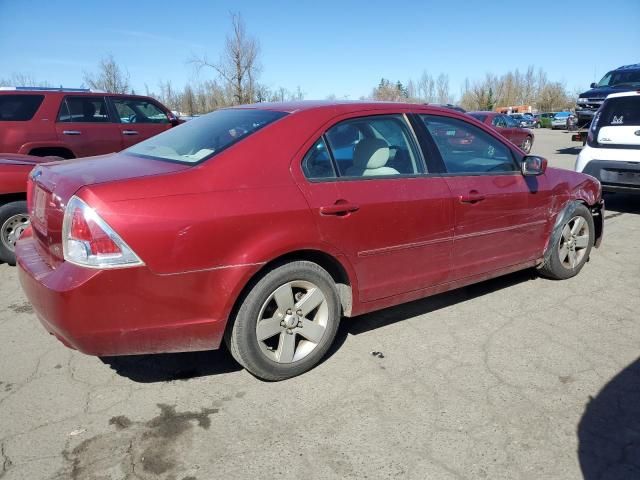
[468,111,535,153]
[17,102,603,380]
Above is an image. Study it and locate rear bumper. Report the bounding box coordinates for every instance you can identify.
[16,232,257,356]
[582,160,640,192]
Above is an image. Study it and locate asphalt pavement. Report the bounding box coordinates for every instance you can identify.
[0,128,638,480]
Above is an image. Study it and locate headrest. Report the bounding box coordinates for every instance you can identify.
[353,138,390,169]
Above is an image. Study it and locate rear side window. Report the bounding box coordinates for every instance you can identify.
[0,94,44,121]
[420,115,517,174]
[302,138,336,179]
[58,97,110,123]
[112,98,169,124]
[469,113,487,123]
[598,96,640,126]
[126,109,287,164]
[324,115,424,177]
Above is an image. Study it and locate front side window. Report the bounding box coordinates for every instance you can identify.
[126,108,287,164]
[0,94,44,121]
[420,115,517,174]
[112,98,169,124]
[58,96,109,123]
[324,115,423,177]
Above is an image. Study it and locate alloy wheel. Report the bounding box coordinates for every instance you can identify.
[255,280,329,363]
[558,216,590,269]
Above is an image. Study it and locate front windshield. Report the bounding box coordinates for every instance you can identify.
[597,69,640,88]
[126,109,288,163]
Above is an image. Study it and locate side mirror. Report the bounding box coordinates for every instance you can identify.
[590,82,597,89]
[169,117,181,127]
[521,155,547,176]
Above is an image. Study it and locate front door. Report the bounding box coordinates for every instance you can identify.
[109,97,173,149]
[419,114,551,280]
[295,113,454,302]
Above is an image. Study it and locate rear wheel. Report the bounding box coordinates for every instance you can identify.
[0,201,29,265]
[538,204,594,280]
[227,261,341,381]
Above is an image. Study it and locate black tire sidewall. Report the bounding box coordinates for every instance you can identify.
[229,261,341,380]
[0,201,28,265]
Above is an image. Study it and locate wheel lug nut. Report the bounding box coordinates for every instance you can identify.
[296,310,302,316]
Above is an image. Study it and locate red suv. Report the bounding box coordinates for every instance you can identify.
[17,102,604,380]
[0,87,180,159]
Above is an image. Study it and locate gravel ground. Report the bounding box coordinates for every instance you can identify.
[0,128,638,480]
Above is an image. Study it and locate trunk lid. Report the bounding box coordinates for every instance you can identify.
[29,152,190,266]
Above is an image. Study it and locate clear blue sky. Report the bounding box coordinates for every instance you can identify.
[1,0,638,100]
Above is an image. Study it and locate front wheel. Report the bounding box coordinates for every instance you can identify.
[226,261,341,381]
[538,204,594,280]
[521,136,533,153]
[0,201,29,265]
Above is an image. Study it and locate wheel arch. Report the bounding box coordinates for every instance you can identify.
[224,248,356,341]
[0,192,27,206]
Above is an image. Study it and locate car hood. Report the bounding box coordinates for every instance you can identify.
[579,85,638,99]
[0,153,52,166]
[33,152,191,196]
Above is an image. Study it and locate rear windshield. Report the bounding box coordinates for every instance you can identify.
[0,94,44,121]
[599,96,640,126]
[126,109,288,164]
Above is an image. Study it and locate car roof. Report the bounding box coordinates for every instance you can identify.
[231,100,464,116]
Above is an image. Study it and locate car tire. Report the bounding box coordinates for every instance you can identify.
[538,203,594,280]
[226,261,341,381]
[521,136,533,153]
[0,201,29,266]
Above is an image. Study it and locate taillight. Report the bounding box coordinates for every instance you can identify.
[62,196,143,268]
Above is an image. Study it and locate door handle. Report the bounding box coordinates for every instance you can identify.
[122,130,139,135]
[459,191,485,204]
[320,201,360,216]
[63,130,81,135]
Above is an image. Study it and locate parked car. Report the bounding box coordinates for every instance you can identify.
[536,112,555,128]
[509,113,537,129]
[468,111,535,152]
[551,112,571,130]
[0,154,51,264]
[575,91,640,192]
[17,102,604,381]
[522,113,541,128]
[576,63,640,127]
[0,87,181,159]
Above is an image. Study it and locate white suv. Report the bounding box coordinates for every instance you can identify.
[575,91,640,192]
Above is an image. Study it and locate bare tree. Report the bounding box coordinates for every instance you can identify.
[190,13,261,105]
[436,73,450,103]
[0,73,50,87]
[83,55,130,93]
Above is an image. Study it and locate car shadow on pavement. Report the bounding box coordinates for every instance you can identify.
[603,192,640,215]
[578,357,640,479]
[101,348,242,383]
[342,268,537,337]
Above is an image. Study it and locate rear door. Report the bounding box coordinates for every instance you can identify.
[417,113,552,280]
[295,113,454,302]
[55,96,122,157]
[109,97,173,148]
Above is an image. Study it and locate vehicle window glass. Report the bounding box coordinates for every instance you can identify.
[492,116,507,128]
[598,96,640,126]
[112,98,169,124]
[325,115,423,177]
[58,96,109,122]
[302,138,336,180]
[504,115,519,127]
[126,108,287,164]
[420,115,517,174]
[0,94,44,121]
[602,70,640,88]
